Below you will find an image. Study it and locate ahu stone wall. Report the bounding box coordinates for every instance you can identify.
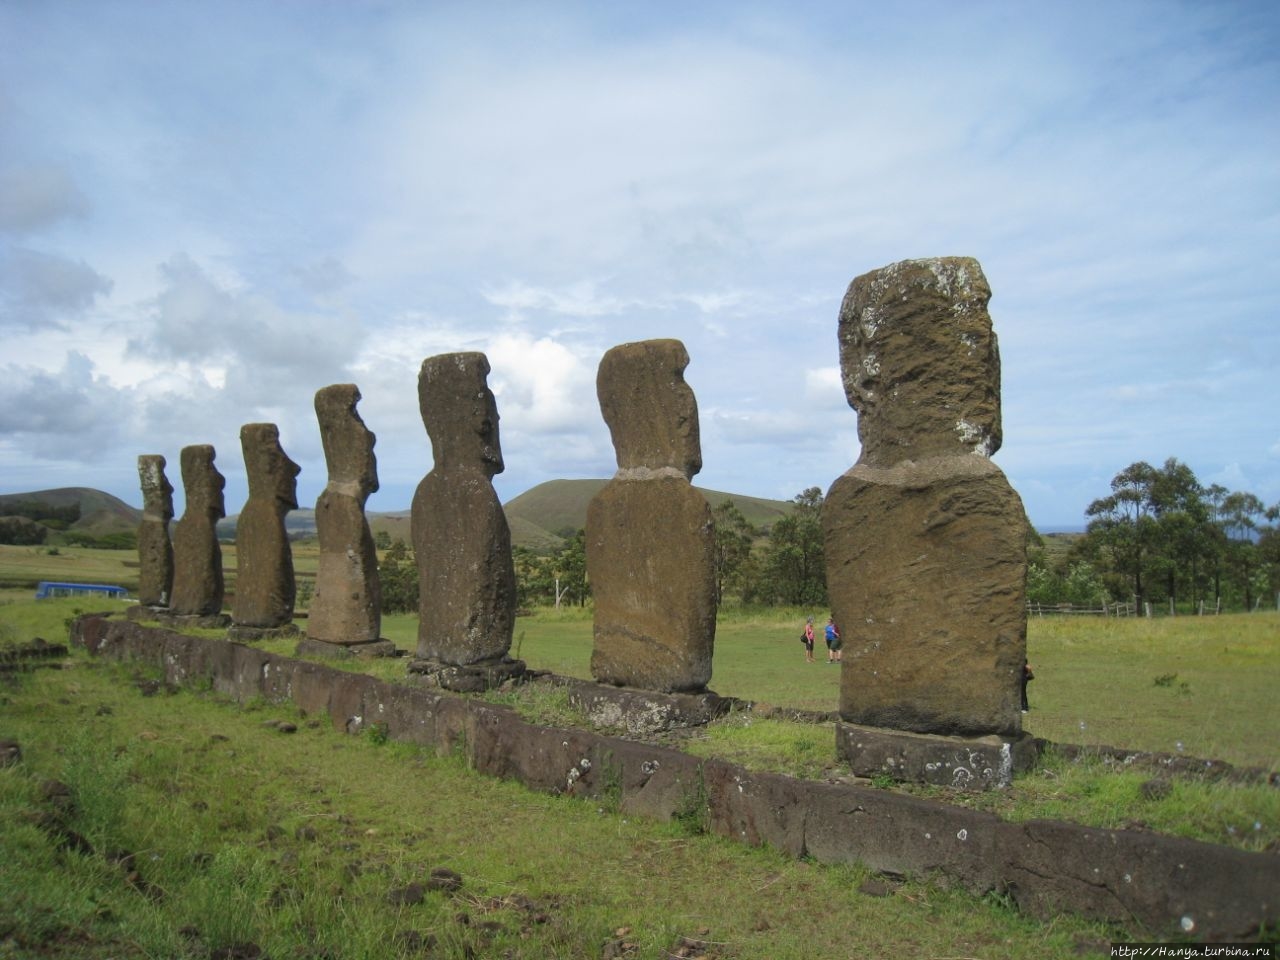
[72,613,1280,943]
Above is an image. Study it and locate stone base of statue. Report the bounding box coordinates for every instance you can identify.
[556,676,728,737]
[154,612,231,630]
[407,655,526,693]
[836,722,1040,791]
[125,604,168,622]
[296,637,399,660]
[227,622,301,643]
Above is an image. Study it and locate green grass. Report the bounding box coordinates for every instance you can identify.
[1,550,1277,955]
[1024,613,1279,769]
[0,658,1123,959]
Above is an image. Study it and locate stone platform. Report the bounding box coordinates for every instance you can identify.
[836,722,1040,791]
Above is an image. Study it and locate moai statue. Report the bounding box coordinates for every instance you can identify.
[231,423,300,637]
[587,339,716,693]
[410,352,520,683]
[135,454,174,609]
[168,444,228,622]
[823,257,1028,740]
[305,384,388,653]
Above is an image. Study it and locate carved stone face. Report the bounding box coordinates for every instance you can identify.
[180,444,225,520]
[315,383,379,499]
[419,352,504,479]
[597,339,702,479]
[138,455,175,522]
[241,423,300,511]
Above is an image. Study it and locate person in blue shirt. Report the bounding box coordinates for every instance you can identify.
[824,616,842,663]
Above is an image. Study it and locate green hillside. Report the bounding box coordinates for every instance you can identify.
[0,487,140,535]
[1,481,793,552]
[503,478,794,550]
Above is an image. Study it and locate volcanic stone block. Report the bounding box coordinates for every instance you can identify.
[307,384,383,646]
[824,257,1027,738]
[838,257,1002,467]
[136,454,174,607]
[587,340,715,693]
[169,445,227,617]
[411,353,517,667]
[232,423,300,632]
[835,721,1040,791]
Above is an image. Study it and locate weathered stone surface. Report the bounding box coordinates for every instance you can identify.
[233,423,299,630]
[838,257,1002,466]
[136,455,174,607]
[835,722,1039,791]
[996,818,1280,941]
[308,384,382,645]
[558,676,728,736]
[803,777,1003,894]
[169,445,226,617]
[824,257,1027,738]
[588,340,715,693]
[406,655,526,693]
[826,459,1027,736]
[596,339,702,477]
[411,353,517,667]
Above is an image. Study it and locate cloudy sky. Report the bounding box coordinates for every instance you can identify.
[1,1,1277,528]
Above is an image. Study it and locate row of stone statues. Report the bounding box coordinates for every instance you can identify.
[134,256,1028,742]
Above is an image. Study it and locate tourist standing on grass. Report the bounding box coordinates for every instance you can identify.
[825,616,842,663]
[802,616,816,663]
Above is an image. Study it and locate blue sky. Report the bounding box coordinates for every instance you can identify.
[1,1,1277,528]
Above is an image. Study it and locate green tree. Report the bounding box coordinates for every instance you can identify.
[1085,461,1160,607]
[551,529,590,607]
[759,487,826,606]
[711,499,756,607]
[1218,491,1265,610]
[373,529,392,550]
[378,538,419,614]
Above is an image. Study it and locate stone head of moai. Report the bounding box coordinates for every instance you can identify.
[597,338,701,480]
[839,256,1002,467]
[138,454,174,523]
[315,384,378,501]
[240,423,300,511]
[179,444,225,520]
[419,352,503,479]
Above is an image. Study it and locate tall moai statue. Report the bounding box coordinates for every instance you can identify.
[305,384,388,653]
[231,423,301,638]
[587,339,716,693]
[168,444,228,623]
[823,257,1028,739]
[135,454,174,609]
[410,352,520,682]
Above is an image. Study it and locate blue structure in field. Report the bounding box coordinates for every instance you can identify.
[34,582,128,600]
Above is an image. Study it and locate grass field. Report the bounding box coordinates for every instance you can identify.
[0,547,1276,957]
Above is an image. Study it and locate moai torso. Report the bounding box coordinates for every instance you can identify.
[232,423,299,628]
[308,384,381,644]
[169,445,226,617]
[587,339,716,693]
[411,353,515,665]
[136,454,174,607]
[822,257,1027,737]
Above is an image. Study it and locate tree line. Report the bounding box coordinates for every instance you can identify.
[372,487,832,614]
[370,459,1280,616]
[1035,458,1279,613]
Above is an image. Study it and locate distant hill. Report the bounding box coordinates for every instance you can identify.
[504,479,794,550]
[2,481,794,552]
[0,487,140,534]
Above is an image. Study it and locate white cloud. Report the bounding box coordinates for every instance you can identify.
[0,246,112,330]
